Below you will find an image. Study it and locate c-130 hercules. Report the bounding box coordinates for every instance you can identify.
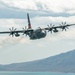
[0,13,75,40]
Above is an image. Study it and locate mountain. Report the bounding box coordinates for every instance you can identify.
[0,49,75,73]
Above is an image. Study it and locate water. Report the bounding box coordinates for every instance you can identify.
[0,72,75,75]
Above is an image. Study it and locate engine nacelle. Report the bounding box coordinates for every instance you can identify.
[15,33,20,37]
[53,29,59,33]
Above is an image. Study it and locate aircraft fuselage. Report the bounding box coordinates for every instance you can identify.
[28,29,46,40]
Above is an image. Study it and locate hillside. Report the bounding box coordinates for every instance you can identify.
[0,50,75,73]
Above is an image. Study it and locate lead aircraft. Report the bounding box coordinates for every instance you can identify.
[0,13,75,40]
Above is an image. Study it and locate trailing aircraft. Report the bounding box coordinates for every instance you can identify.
[0,13,75,40]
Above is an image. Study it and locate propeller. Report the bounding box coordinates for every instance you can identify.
[9,27,17,37]
[22,26,28,36]
[60,22,69,31]
[47,23,55,33]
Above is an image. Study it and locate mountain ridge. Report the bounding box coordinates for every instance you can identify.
[0,49,75,73]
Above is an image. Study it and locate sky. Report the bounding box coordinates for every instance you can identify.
[0,0,75,64]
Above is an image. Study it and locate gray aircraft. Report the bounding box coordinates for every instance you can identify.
[0,13,75,40]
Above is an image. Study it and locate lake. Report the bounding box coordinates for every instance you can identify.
[0,72,75,75]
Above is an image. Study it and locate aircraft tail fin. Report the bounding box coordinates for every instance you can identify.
[27,13,32,29]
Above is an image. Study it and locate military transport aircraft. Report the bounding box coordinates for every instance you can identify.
[0,13,75,40]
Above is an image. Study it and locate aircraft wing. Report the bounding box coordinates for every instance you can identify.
[0,29,33,37]
[0,29,33,33]
[44,24,75,31]
[54,24,75,29]
[0,31,11,34]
